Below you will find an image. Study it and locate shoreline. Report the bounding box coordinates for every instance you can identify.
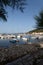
[0,43,43,65]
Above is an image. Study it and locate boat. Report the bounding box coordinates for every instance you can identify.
[22,35,30,41]
[22,37,27,41]
[9,39,19,43]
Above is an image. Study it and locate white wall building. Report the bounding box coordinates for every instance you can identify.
[32,32,43,35]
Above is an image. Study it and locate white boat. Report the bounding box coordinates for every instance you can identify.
[39,36,43,39]
[22,37,28,41]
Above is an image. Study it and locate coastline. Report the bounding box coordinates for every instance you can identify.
[0,43,43,65]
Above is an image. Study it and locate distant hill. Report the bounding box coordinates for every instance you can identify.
[26,29,43,34]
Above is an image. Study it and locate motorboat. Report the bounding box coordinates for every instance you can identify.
[22,35,30,41]
[22,37,28,41]
[9,39,19,43]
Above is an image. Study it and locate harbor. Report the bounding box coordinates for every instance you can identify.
[0,0,43,65]
[0,33,43,47]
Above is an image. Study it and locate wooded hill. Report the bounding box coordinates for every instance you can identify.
[26,29,43,34]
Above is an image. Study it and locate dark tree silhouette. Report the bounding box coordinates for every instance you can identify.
[35,10,43,29]
[0,0,26,21]
[0,8,7,21]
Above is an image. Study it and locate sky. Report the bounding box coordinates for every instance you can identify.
[0,0,43,33]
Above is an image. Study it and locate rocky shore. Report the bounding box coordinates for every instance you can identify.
[0,43,43,65]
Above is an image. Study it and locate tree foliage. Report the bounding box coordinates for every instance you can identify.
[35,10,43,29]
[0,0,26,21]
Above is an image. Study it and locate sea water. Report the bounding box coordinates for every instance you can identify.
[0,35,43,47]
[0,39,28,47]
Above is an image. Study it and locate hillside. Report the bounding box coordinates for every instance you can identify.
[26,29,43,34]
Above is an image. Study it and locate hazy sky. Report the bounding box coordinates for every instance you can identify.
[0,0,43,33]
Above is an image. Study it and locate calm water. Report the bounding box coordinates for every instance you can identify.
[0,35,43,47]
[0,39,28,47]
[0,39,10,47]
[0,35,31,47]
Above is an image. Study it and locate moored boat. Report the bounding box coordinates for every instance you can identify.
[9,39,19,43]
